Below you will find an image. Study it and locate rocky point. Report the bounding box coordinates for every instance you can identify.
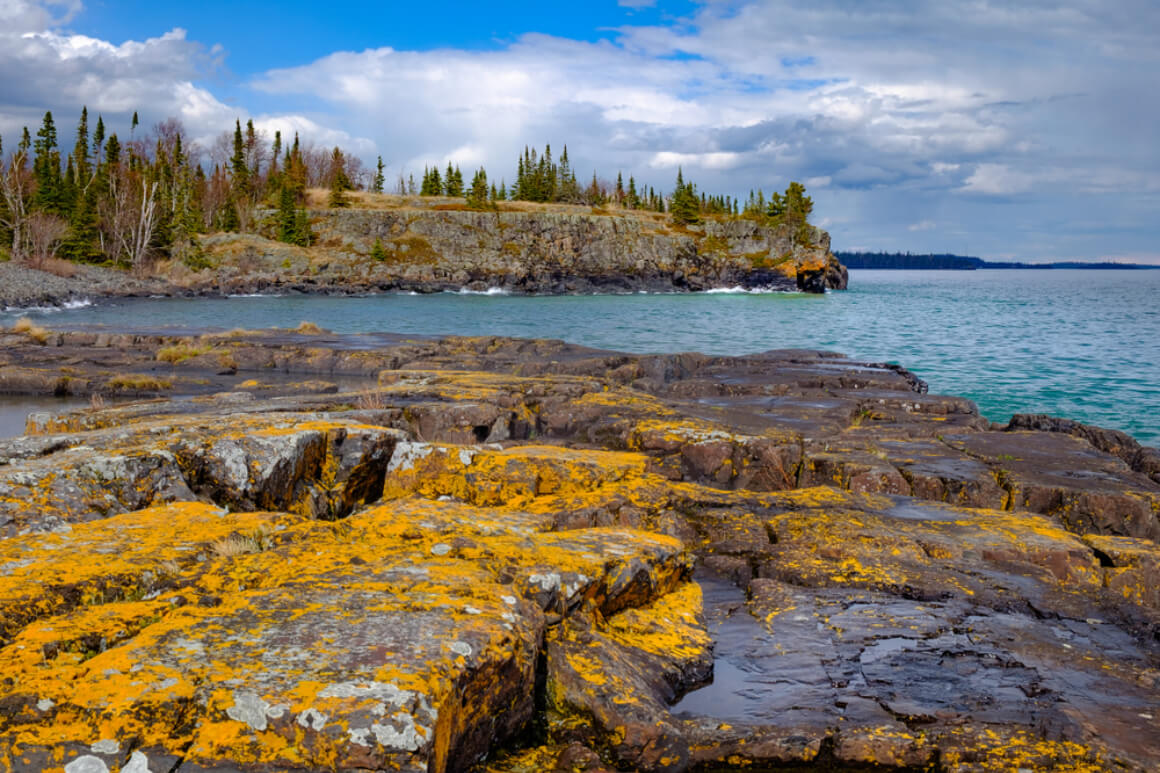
[0,323,1157,772]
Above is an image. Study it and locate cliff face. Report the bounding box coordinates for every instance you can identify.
[191,208,848,295]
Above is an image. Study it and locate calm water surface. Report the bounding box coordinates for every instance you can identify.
[4,269,1158,445]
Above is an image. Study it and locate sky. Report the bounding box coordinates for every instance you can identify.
[1,0,1158,263]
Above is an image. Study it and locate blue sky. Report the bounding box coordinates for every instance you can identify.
[2,0,1159,263]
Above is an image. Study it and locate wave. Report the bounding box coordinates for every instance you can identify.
[702,286,800,295]
[445,287,510,296]
[2,298,94,313]
[226,293,286,299]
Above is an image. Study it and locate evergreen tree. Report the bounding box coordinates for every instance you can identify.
[92,115,105,167]
[328,151,351,208]
[669,168,700,225]
[230,120,249,195]
[370,237,387,261]
[443,163,464,197]
[32,111,64,214]
[372,156,385,194]
[276,184,298,243]
[465,167,490,210]
[271,131,282,177]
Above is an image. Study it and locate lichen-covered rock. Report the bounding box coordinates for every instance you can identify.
[0,498,693,772]
[0,415,402,536]
[2,329,1160,771]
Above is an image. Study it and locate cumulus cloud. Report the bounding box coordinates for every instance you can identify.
[0,0,365,157]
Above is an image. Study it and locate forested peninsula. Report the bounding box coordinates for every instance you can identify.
[0,108,846,304]
[837,250,1160,270]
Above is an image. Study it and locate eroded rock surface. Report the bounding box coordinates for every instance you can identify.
[1,326,1158,771]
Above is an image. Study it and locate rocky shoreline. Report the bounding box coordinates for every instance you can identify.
[1,326,1158,771]
[1,207,849,309]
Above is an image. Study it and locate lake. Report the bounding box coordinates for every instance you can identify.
[4,269,1158,446]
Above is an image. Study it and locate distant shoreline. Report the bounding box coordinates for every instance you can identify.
[836,251,1159,270]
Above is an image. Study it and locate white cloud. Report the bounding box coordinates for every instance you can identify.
[648,151,742,170]
[961,164,1036,195]
[908,220,936,232]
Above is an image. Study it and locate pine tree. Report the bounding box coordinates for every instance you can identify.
[615,172,624,206]
[370,237,387,261]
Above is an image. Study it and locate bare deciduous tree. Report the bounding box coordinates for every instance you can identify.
[24,212,69,268]
[100,165,159,273]
[0,149,33,261]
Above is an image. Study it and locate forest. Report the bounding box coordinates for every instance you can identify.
[0,107,815,272]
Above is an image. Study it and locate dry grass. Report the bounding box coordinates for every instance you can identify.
[210,534,261,558]
[157,558,182,577]
[211,526,273,558]
[38,257,78,278]
[205,327,265,339]
[302,186,680,223]
[106,374,172,392]
[295,321,325,334]
[355,389,388,410]
[157,343,213,363]
[11,317,52,344]
[88,393,107,411]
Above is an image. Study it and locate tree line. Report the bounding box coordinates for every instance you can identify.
[1,107,817,271]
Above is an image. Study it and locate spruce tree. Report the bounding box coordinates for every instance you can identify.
[465,168,489,210]
[327,147,351,208]
[669,168,700,225]
[372,156,385,194]
[230,120,248,193]
[370,237,387,262]
[276,184,298,242]
[92,115,105,167]
[32,111,64,214]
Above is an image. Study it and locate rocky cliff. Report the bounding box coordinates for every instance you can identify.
[180,206,848,296]
[1,325,1158,772]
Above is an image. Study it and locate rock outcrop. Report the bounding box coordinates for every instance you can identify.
[182,206,847,296]
[1,325,1158,772]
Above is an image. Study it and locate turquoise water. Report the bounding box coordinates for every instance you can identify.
[5,269,1158,446]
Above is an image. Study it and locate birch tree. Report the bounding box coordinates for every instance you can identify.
[0,148,33,261]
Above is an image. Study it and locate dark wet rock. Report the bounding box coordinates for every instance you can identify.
[944,430,1160,539]
[1009,412,1160,485]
